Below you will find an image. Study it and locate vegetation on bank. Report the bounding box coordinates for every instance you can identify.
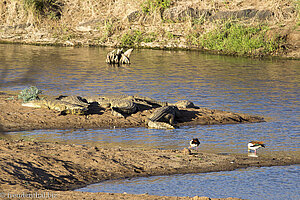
[120,30,157,47]
[187,22,284,56]
[141,0,172,14]
[23,0,62,19]
[1,0,298,57]
[118,20,285,56]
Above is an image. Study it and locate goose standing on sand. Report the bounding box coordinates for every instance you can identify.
[248,141,265,154]
[189,138,200,151]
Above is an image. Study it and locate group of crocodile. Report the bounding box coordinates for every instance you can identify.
[106,48,133,64]
[21,94,198,129]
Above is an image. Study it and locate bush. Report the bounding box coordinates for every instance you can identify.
[120,30,144,47]
[141,0,171,14]
[18,86,42,103]
[23,0,62,19]
[189,22,283,55]
[120,30,158,47]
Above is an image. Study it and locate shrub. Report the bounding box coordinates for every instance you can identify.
[120,30,144,47]
[23,0,62,19]
[18,86,42,103]
[141,0,172,14]
[189,21,283,55]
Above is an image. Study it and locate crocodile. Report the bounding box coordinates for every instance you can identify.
[132,95,168,108]
[147,120,175,129]
[147,106,181,129]
[21,98,88,115]
[83,95,137,117]
[106,48,134,64]
[83,94,168,116]
[56,95,89,107]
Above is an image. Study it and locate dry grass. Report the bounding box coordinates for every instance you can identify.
[0,0,298,56]
[1,0,297,29]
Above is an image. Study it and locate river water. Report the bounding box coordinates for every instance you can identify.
[0,44,299,199]
[77,165,300,200]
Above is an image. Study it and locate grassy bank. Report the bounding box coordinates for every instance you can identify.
[0,0,299,58]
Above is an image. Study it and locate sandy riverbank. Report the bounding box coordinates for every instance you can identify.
[0,139,299,200]
[0,90,299,199]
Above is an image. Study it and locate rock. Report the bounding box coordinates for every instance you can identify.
[127,10,143,23]
[163,7,211,22]
[256,10,274,20]
[209,9,273,21]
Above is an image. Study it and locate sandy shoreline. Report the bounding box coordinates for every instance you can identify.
[0,91,299,199]
[0,139,299,200]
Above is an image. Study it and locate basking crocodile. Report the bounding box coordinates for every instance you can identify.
[147,120,175,129]
[132,95,168,108]
[147,106,181,129]
[56,95,89,107]
[21,98,88,115]
[83,94,168,117]
[83,95,137,117]
[106,48,134,64]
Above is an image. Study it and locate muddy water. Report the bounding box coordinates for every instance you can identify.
[1,44,299,153]
[1,44,299,198]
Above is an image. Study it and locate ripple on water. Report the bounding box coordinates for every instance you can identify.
[76,165,300,200]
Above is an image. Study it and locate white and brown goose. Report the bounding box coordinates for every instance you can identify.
[248,141,265,154]
[189,138,200,151]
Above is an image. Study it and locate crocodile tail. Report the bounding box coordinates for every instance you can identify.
[149,106,173,121]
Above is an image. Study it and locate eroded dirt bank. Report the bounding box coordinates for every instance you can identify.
[0,91,264,132]
[0,139,299,200]
[0,0,299,58]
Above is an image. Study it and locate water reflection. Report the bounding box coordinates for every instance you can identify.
[248,152,258,157]
[76,165,300,200]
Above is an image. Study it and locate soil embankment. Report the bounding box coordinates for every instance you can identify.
[0,0,299,58]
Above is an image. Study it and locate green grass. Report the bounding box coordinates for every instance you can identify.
[188,22,284,56]
[296,0,300,26]
[120,30,157,47]
[141,0,172,14]
[18,86,42,103]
